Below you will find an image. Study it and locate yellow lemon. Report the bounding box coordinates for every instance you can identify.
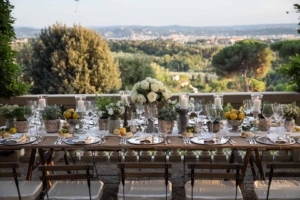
[238,112,245,120]
[72,112,80,119]
[120,128,126,135]
[63,111,71,119]
[9,127,17,134]
[295,127,300,132]
[230,113,238,120]
[114,129,120,135]
[68,109,75,113]
[224,111,231,119]
[230,109,237,114]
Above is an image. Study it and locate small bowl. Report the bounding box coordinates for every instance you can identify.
[228,120,243,132]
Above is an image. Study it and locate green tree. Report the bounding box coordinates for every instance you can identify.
[270,40,300,61]
[0,0,30,98]
[279,54,300,92]
[212,39,272,92]
[21,23,121,94]
[294,4,300,34]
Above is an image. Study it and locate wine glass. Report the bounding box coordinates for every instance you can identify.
[135,102,145,125]
[242,99,252,125]
[194,99,203,119]
[262,102,274,134]
[205,104,217,134]
[147,103,158,137]
[24,105,35,136]
[273,103,284,135]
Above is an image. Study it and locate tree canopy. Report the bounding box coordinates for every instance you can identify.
[212,39,272,92]
[0,0,30,98]
[279,54,300,92]
[21,23,121,94]
[270,40,300,61]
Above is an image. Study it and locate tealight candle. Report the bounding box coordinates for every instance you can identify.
[180,97,188,109]
[215,96,221,107]
[253,99,261,112]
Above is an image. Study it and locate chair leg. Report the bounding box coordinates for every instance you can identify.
[91,151,99,178]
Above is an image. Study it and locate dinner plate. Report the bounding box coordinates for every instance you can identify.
[64,136,100,145]
[0,137,36,145]
[127,137,164,145]
[190,137,228,145]
[256,136,295,145]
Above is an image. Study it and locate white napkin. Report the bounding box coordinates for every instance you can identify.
[6,134,27,144]
[268,133,287,144]
[73,136,93,144]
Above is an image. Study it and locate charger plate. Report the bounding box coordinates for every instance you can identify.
[64,136,100,145]
[0,137,36,145]
[190,137,228,145]
[256,136,295,145]
[127,137,164,145]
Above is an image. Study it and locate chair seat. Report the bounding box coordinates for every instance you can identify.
[117,180,172,200]
[0,181,42,200]
[185,180,243,200]
[45,180,104,200]
[254,180,300,200]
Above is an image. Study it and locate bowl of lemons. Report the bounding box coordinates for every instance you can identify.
[224,109,245,132]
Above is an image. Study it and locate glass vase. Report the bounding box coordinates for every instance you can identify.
[5,119,15,129]
[284,118,295,133]
[108,118,120,134]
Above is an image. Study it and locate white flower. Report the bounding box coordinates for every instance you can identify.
[146,77,152,82]
[108,108,114,115]
[167,99,171,104]
[116,102,121,107]
[130,91,138,103]
[158,82,165,90]
[147,92,157,103]
[151,84,159,92]
[140,80,150,90]
[162,90,172,100]
[133,82,140,90]
[149,78,157,84]
[137,94,147,103]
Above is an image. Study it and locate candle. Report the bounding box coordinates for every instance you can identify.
[253,99,261,112]
[39,98,46,109]
[180,97,188,109]
[77,98,85,112]
[121,94,128,105]
[215,96,221,107]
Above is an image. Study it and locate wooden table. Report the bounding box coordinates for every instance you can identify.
[1,136,299,184]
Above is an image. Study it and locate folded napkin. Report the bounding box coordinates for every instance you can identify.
[6,134,27,144]
[139,136,152,144]
[267,133,288,144]
[73,136,93,144]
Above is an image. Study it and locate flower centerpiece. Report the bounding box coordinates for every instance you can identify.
[106,100,125,134]
[95,95,112,130]
[281,102,300,132]
[0,104,18,129]
[130,77,172,104]
[158,100,177,134]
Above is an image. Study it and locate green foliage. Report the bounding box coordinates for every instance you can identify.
[0,104,18,119]
[294,4,300,34]
[19,23,121,94]
[13,106,32,121]
[212,39,272,92]
[249,79,265,92]
[279,54,300,92]
[42,105,62,120]
[223,103,233,113]
[95,95,111,118]
[158,103,177,121]
[0,0,30,98]
[270,40,300,61]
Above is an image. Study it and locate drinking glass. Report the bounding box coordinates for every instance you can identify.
[37,125,45,141]
[242,99,252,125]
[194,99,203,119]
[273,103,284,135]
[262,102,274,133]
[147,103,158,137]
[205,104,217,134]
[194,117,204,138]
[24,105,35,135]
[135,102,145,125]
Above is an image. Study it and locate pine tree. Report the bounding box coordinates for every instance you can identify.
[0,0,30,98]
[24,23,121,94]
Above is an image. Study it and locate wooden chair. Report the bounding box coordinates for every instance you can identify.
[117,162,172,200]
[254,162,300,200]
[185,163,243,200]
[0,163,43,200]
[38,165,104,200]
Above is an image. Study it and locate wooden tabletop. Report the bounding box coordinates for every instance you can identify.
[0,136,299,150]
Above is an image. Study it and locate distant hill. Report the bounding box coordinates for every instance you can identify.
[14,23,299,39]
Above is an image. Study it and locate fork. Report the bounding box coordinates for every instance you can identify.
[183,137,186,145]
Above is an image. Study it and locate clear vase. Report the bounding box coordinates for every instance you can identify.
[66,119,79,137]
[284,118,295,132]
[108,118,120,134]
[5,119,15,129]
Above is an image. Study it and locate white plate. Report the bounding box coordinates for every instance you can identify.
[190,137,228,145]
[64,137,100,145]
[127,137,164,145]
[0,137,36,145]
[256,136,295,145]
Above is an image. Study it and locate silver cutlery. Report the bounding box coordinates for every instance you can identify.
[54,139,60,145]
[252,138,257,144]
[168,139,171,144]
[183,137,186,145]
[228,137,235,144]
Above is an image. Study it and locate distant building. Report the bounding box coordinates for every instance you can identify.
[172,75,180,81]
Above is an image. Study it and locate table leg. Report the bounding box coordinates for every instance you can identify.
[240,148,252,187]
[26,148,37,181]
[254,148,265,180]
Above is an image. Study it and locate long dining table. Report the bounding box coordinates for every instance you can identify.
[1,127,300,187]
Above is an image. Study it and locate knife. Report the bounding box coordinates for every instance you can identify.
[267,137,274,144]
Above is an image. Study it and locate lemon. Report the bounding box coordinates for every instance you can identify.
[120,128,126,135]
[230,113,238,120]
[295,127,300,132]
[230,109,237,114]
[238,112,245,120]
[72,112,80,119]
[68,109,75,113]
[114,129,120,135]
[224,111,231,119]
[63,111,71,119]
[9,127,17,134]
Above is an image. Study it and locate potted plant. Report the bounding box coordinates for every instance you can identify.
[281,102,300,132]
[13,106,32,133]
[158,100,177,134]
[0,104,18,129]
[95,95,111,130]
[106,99,125,134]
[42,105,61,133]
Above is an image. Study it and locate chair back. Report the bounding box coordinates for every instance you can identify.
[0,163,21,200]
[265,163,300,200]
[187,163,243,200]
[38,165,94,200]
[117,162,172,200]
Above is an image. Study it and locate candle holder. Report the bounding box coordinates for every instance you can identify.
[75,95,86,112]
[38,95,47,110]
[120,91,130,127]
[178,109,189,134]
[213,93,223,108]
[250,94,263,132]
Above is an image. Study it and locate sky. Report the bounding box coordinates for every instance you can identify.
[10,0,299,28]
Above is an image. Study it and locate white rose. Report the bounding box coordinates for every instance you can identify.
[137,94,147,103]
[149,79,156,84]
[140,80,150,90]
[146,77,152,82]
[116,101,121,107]
[158,82,165,90]
[130,91,138,103]
[147,92,157,103]
[151,84,159,92]
[107,108,114,115]
[162,91,172,100]
[133,82,140,90]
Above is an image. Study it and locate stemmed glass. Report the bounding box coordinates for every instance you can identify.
[194,99,203,119]
[135,102,145,126]
[273,103,284,135]
[242,99,252,125]
[262,102,274,134]
[205,104,217,134]
[147,103,158,137]
[24,105,35,136]
[84,101,92,134]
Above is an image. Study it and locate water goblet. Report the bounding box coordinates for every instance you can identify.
[262,102,274,134]
[205,104,217,134]
[242,99,252,125]
[194,99,203,119]
[273,104,283,135]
